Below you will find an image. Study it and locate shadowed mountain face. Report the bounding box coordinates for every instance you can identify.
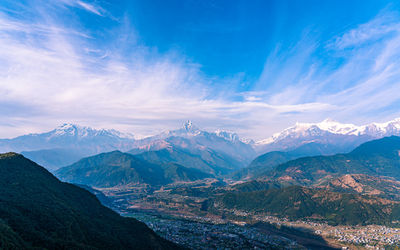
[130,122,256,171]
[131,145,242,176]
[0,153,177,249]
[55,150,212,188]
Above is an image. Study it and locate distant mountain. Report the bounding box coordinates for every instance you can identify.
[131,144,243,175]
[0,153,176,249]
[132,121,256,167]
[210,185,400,226]
[255,118,400,155]
[0,121,255,172]
[55,151,212,188]
[266,136,400,185]
[0,123,135,153]
[0,124,136,170]
[21,148,85,172]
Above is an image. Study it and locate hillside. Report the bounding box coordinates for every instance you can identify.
[318,174,400,200]
[0,153,176,249]
[132,146,240,175]
[56,151,212,188]
[266,136,400,185]
[232,142,351,180]
[133,121,256,165]
[162,163,214,182]
[211,186,400,226]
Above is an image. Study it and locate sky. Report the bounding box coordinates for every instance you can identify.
[1,0,400,140]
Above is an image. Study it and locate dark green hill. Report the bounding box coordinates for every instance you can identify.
[268,136,400,185]
[228,180,283,193]
[231,151,300,180]
[211,185,400,225]
[56,151,211,188]
[162,163,213,182]
[56,151,167,187]
[232,142,335,180]
[0,153,176,249]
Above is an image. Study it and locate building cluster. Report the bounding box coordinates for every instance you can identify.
[330,226,400,246]
[128,212,301,249]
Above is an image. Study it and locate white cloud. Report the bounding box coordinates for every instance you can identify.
[1,3,399,141]
[57,0,104,16]
[255,10,400,131]
[332,12,400,49]
[0,4,333,140]
[76,1,103,16]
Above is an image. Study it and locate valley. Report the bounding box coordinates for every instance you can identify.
[94,182,400,249]
[3,121,400,249]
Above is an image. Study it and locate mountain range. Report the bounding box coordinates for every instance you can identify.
[2,118,400,173]
[55,151,213,188]
[0,124,136,171]
[255,118,400,154]
[265,136,400,186]
[0,121,255,172]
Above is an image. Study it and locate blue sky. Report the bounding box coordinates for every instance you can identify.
[1,0,400,139]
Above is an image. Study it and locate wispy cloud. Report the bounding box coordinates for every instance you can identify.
[58,0,104,16]
[254,10,400,132]
[0,2,399,140]
[331,12,400,49]
[76,1,103,16]
[0,0,337,140]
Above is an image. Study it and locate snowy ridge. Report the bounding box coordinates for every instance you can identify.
[256,118,400,146]
[214,130,240,143]
[50,123,135,139]
[153,121,251,143]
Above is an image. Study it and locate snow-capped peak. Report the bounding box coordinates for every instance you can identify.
[214,130,240,143]
[51,123,134,139]
[314,119,361,135]
[182,120,199,133]
[53,123,82,136]
[256,117,400,146]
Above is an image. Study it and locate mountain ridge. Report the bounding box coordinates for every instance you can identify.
[0,152,177,249]
[252,118,400,155]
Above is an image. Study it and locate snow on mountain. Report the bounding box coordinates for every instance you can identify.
[50,123,135,139]
[255,118,400,154]
[0,123,136,154]
[0,121,256,170]
[214,130,240,143]
[131,121,257,164]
